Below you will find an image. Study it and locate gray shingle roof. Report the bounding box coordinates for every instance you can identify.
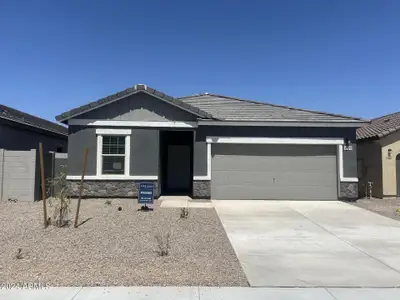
[357,112,400,140]
[55,84,366,124]
[179,94,366,123]
[55,84,214,122]
[0,104,67,136]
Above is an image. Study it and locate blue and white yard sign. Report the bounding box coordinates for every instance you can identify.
[138,182,154,204]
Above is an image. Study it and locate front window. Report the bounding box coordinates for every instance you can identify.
[96,128,131,177]
[102,136,125,174]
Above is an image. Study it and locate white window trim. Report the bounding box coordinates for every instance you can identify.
[70,119,197,128]
[96,128,132,135]
[198,136,358,183]
[96,129,131,177]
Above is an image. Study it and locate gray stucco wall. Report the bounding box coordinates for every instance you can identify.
[343,142,357,178]
[193,126,358,177]
[67,126,97,175]
[194,130,207,176]
[0,119,67,152]
[130,129,159,176]
[77,93,197,122]
[67,126,160,176]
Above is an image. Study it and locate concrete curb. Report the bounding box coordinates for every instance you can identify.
[1,287,400,300]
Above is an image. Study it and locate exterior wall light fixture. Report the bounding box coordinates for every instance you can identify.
[387,149,393,159]
[344,138,352,151]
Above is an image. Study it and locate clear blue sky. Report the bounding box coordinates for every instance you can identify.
[1,0,399,122]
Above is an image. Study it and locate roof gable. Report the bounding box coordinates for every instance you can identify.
[56,84,213,122]
[76,92,198,122]
[357,112,400,140]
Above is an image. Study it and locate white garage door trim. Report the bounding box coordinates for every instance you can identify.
[194,137,358,183]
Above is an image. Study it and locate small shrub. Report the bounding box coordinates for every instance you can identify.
[180,207,189,219]
[105,199,112,205]
[396,208,400,215]
[47,169,71,227]
[155,232,170,256]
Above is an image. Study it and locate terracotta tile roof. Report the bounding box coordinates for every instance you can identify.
[357,112,400,140]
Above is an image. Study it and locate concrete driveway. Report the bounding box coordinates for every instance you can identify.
[213,200,400,287]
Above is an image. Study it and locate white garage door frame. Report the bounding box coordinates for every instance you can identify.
[195,136,358,198]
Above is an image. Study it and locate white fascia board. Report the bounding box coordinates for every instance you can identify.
[70,119,197,128]
[96,128,132,135]
[206,137,345,145]
[66,175,158,180]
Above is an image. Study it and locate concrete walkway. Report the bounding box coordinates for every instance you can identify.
[1,287,400,300]
[213,200,400,288]
[160,196,214,208]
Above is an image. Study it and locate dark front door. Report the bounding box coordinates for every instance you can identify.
[160,131,193,195]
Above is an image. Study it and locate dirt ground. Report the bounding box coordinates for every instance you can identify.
[0,199,248,287]
[351,197,400,221]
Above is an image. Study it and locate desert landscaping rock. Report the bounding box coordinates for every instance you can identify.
[351,198,400,221]
[0,199,248,287]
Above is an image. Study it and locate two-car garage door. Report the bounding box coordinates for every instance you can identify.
[211,144,338,200]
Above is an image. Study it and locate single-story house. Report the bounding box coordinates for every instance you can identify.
[56,84,367,200]
[0,104,68,202]
[0,104,68,152]
[357,112,400,198]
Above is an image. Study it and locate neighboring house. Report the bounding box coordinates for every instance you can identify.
[0,104,68,152]
[56,84,367,200]
[0,104,68,202]
[357,112,400,198]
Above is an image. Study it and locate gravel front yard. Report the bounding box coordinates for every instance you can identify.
[0,199,248,287]
[351,198,400,221]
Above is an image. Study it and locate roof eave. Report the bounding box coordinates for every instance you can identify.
[198,119,369,128]
[0,115,68,137]
[357,125,400,141]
